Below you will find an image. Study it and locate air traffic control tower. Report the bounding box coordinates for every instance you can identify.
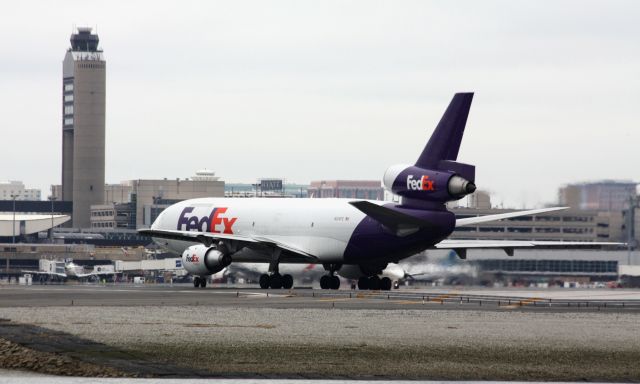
[62,27,106,228]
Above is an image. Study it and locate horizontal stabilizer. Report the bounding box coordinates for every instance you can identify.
[349,201,434,237]
[455,207,569,227]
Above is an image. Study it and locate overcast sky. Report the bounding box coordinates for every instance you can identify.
[1,0,638,207]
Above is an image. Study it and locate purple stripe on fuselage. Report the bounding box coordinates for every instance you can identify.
[343,204,455,264]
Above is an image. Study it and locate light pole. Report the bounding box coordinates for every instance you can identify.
[48,195,57,242]
[10,194,18,244]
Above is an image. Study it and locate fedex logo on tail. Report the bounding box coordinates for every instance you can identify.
[177,207,238,234]
[407,175,435,191]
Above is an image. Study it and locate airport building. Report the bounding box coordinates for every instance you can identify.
[438,186,639,284]
[0,214,70,244]
[450,207,624,242]
[559,180,637,211]
[308,180,384,200]
[0,181,41,201]
[61,27,106,228]
[85,170,225,229]
[225,180,309,198]
[0,243,145,278]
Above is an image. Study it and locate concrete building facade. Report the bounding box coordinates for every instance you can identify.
[308,180,384,200]
[559,181,637,211]
[450,207,625,243]
[61,27,106,228]
[85,171,223,229]
[127,174,224,228]
[0,181,41,201]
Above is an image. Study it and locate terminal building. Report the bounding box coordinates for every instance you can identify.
[439,185,639,284]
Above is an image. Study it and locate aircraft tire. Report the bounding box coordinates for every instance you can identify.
[357,277,369,290]
[259,274,270,289]
[330,276,340,290]
[200,278,207,288]
[193,277,200,288]
[282,274,294,289]
[320,275,329,289]
[270,274,283,289]
[368,275,381,290]
[380,277,392,291]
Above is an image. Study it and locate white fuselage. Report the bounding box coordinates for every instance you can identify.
[153,197,379,263]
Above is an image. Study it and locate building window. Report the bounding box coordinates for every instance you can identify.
[64,118,73,126]
[64,83,73,91]
[64,94,74,102]
[64,105,73,115]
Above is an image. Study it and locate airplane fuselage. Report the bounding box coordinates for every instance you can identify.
[152,197,455,267]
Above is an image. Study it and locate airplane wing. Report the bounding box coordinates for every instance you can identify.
[138,228,257,245]
[455,207,569,227]
[21,270,67,278]
[250,235,318,260]
[75,271,119,279]
[139,229,316,261]
[434,239,624,259]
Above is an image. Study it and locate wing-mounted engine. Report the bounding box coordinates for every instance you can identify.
[181,244,232,275]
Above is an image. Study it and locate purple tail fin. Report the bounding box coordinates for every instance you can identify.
[415,93,474,168]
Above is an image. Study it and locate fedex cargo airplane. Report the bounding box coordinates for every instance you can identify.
[140,93,615,291]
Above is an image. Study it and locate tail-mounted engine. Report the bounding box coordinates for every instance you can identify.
[382,93,477,204]
[181,244,232,275]
[383,163,476,203]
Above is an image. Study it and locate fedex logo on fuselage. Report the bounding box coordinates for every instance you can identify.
[177,207,238,234]
[407,175,435,191]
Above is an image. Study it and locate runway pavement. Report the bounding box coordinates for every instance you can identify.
[1,283,640,312]
[2,283,640,380]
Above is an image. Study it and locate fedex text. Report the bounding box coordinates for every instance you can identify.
[407,175,435,191]
[177,207,238,234]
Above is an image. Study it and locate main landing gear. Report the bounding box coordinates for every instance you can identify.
[259,249,294,289]
[193,276,207,288]
[259,273,294,289]
[357,275,392,291]
[319,263,341,290]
